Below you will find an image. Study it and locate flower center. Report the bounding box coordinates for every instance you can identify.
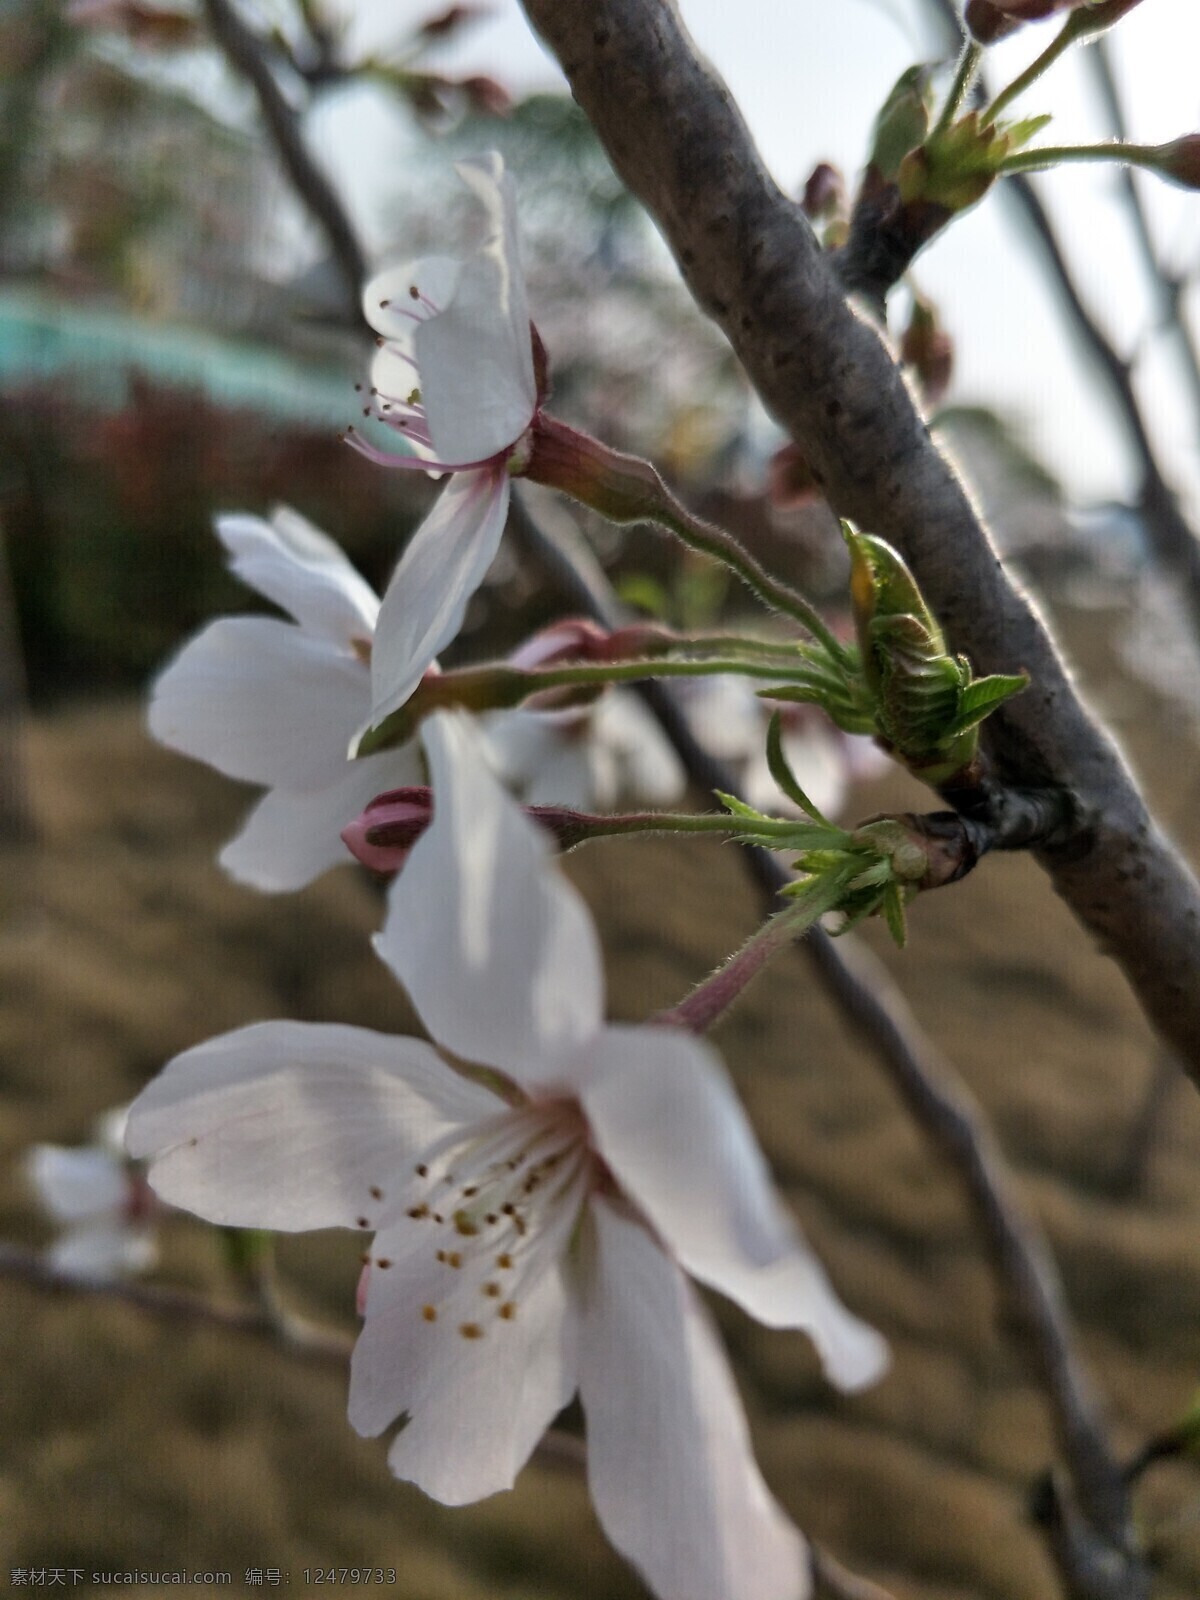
[369,1100,593,1340]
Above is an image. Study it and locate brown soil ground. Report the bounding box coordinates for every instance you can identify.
[2,602,1199,1600]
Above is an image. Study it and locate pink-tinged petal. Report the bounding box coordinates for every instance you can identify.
[581,1026,887,1391]
[150,617,368,790]
[125,1022,501,1232]
[376,711,605,1091]
[26,1145,126,1222]
[348,1227,579,1505]
[368,467,510,730]
[220,747,424,893]
[415,155,537,464]
[215,509,379,646]
[580,1199,809,1600]
[363,256,463,347]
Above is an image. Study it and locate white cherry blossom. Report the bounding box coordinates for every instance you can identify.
[351,152,540,733]
[148,506,423,893]
[26,1107,156,1282]
[125,712,886,1600]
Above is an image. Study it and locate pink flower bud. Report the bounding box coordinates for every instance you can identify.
[767,442,822,511]
[509,619,614,671]
[1069,0,1146,33]
[965,0,1082,43]
[417,4,488,39]
[801,163,846,222]
[462,75,513,117]
[1152,135,1200,191]
[341,788,434,875]
[900,296,954,410]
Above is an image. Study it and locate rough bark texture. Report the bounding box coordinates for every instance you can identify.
[517,0,1200,1071]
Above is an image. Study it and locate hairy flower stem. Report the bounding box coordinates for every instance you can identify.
[358,655,831,754]
[931,41,982,137]
[657,894,842,1036]
[526,415,851,664]
[983,21,1077,123]
[540,809,834,847]
[998,140,1158,177]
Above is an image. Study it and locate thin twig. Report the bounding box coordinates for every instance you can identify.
[1087,38,1200,456]
[0,1241,354,1361]
[926,0,1200,652]
[200,0,367,322]
[0,1241,587,1472]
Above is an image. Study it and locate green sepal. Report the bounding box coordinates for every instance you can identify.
[760,684,876,737]
[715,790,775,823]
[948,671,1029,735]
[882,880,910,948]
[766,713,834,826]
[869,64,936,181]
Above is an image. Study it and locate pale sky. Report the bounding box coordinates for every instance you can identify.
[321,0,1200,514]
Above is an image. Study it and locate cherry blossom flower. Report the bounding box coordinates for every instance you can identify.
[26,1107,156,1282]
[351,152,540,733]
[125,712,886,1600]
[148,506,424,893]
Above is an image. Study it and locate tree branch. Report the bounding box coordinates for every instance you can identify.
[200,0,367,322]
[0,1241,589,1471]
[514,0,1200,1076]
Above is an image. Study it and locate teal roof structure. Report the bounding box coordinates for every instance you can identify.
[0,286,359,427]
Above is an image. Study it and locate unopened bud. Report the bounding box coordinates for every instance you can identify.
[900,295,954,409]
[767,442,822,511]
[1066,0,1146,36]
[508,617,676,672]
[525,414,665,525]
[343,786,614,876]
[341,788,433,874]
[418,4,487,39]
[868,65,935,181]
[801,162,846,222]
[965,0,1081,43]
[462,74,512,117]
[1149,135,1200,191]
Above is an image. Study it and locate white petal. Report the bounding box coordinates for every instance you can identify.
[579,1199,809,1600]
[363,256,464,347]
[216,509,379,646]
[49,1221,156,1282]
[219,746,423,893]
[125,1022,501,1232]
[26,1145,125,1222]
[591,692,687,807]
[682,676,765,763]
[348,1228,578,1505]
[369,468,510,730]
[376,711,605,1092]
[484,710,594,809]
[581,1025,887,1391]
[415,156,537,464]
[150,617,368,790]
